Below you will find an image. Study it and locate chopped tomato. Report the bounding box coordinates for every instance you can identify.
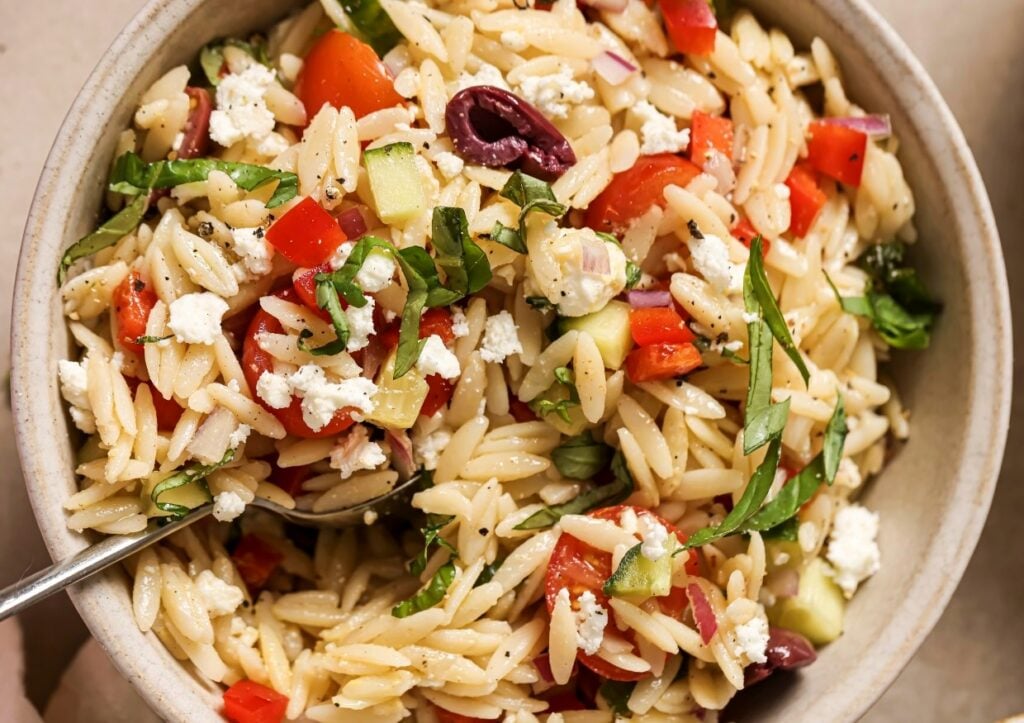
[223,680,288,723]
[660,0,718,56]
[241,289,356,438]
[806,121,868,186]
[266,197,348,268]
[294,30,403,121]
[509,396,539,423]
[125,378,184,431]
[377,307,455,350]
[420,375,455,418]
[545,505,700,681]
[629,307,696,347]
[291,263,334,321]
[624,342,703,383]
[113,271,158,355]
[544,691,587,713]
[271,464,312,498]
[731,218,771,257]
[585,154,701,233]
[432,707,496,723]
[784,164,827,238]
[689,110,734,165]
[231,534,283,591]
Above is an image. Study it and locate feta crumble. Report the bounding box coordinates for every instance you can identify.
[330,425,387,479]
[416,335,461,380]
[480,311,523,363]
[58,359,96,434]
[575,590,609,655]
[732,615,770,664]
[355,250,397,293]
[230,226,273,277]
[826,504,881,598]
[195,570,244,617]
[209,64,279,152]
[167,292,230,345]
[212,491,246,522]
[345,297,376,353]
[433,151,465,180]
[329,241,356,271]
[687,231,736,294]
[413,426,452,471]
[451,306,469,338]
[455,62,510,93]
[638,514,671,561]
[256,371,292,409]
[633,101,691,155]
[228,423,251,450]
[288,364,378,430]
[516,65,595,120]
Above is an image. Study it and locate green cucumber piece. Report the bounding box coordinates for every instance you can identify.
[558,301,633,370]
[768,557,845,645]
[364,142,426,225]
[604,543,672,599]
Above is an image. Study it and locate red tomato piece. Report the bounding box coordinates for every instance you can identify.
[223,680,288,723]
[784,164,828,238]
[271,464,313,498]
[509,396,539,423]
[660,0,718,56]
[689,110,734,165]
[113,271,158,355]
[585,154,702,233]
[806,121,868,186]
[544,505,700,681]
[624,342,703,383]
[231,535,284,591]
[421,375,455,418]
[266,197,348,268]
[629,307,696,347]
[241,290,356,438]
[125,378,184,431]
[731,218,771,257]
[294,30,404,121]
[378,307,455,350]
[291,264,335,321]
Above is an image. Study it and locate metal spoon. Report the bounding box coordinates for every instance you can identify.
[0,475,421,622]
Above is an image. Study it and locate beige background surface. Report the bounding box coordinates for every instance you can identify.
[0,0,1021,720]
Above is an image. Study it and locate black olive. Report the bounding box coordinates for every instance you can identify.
[744,626,818,686]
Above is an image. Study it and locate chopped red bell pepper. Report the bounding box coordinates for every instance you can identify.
[291,263,335,321]
[420,375,455,418]
[231,534,283,591]
[113,271,158,355]
[265,197,347,268]
[732,218,771,257]
[690,110,734,165]
[125,378,184,431]
[624,342,703,383]
[660,0,718,56]
[784,164,827,238]
[629,307,696,346]
[509,396,539,423]
[377,307,455,350]
[806,121,868,186]
[223,680,288,723]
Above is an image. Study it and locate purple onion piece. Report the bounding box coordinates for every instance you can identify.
[444,85,576,180]
[627,289,673,308]
[744,627,818,686]
[822,114,892,139]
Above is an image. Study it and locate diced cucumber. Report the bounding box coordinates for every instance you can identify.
[364,141,426,225]
[368,351,429,429]
[558,301,633,370]
[530,383,589,436]
[604,543,672,599]
[143,474,212,518]
[768,557,845,645]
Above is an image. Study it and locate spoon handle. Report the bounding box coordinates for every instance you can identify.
[0,508,211,622]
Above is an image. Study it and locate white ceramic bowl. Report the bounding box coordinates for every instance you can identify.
[11,0,1011,720]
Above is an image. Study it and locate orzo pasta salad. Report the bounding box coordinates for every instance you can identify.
[56,0,939,720]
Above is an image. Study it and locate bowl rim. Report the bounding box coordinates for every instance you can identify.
[11,0,1011,720]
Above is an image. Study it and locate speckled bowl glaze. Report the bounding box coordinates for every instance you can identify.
[11,0,1010,720]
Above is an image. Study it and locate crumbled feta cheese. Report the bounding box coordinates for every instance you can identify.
[826,504,881,598]
[413,427,452,471]
[638,514,671,562]
[416,335,461,380]
[575,590,609,655]
[209,64,278,150]
[212,491,246,522]
[230,227,273,277]
[633,101,690,156]
[195,570,244,617]
[480,311,523,363]
[345,297,376,353]
[287,364,377,429]
[732,615,770,664]
[835,457,864,489]
[330,425,387,479]
[329,241,356,271]
[354,251,396,293]
[451,306,469,338]
[455,62,510,93]
[500,30,528,52]
[58,359,96,434]
[167,292,229,345]
[228,423,251,450]
[528,227,628,317]
[516,65,595,120]
[433,151,465,180]
[256,371,292,409]
[255,131,290,158]
[687,231,736,294]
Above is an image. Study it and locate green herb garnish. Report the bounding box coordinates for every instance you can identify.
[515,451,634,530]
[551,433,614,480]
[490,171,567,253]
[336,0,404,56]
[199,37,272,86]
[151,449,235,520]
[392,561,456,618]
[600,680,636,716]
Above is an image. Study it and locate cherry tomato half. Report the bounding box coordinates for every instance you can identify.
[222,679,288,723]
[113,270,158,355]
[585,154,701,234]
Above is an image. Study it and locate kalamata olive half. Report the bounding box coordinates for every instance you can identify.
[444,85,576,180]
[744,627,818,686]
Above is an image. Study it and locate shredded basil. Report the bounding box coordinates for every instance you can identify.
[199,37,272,86]
[392,561,456,618]
[747,235,810,385]
[408,515,456,576]
[151,449,235,520]
[515,451,634,530]
[600,680,636,716]
[552,433,614,481]
[490,171,567,253]
[693,335,749,365]
[336,0,404,56]
[430,206,492,298]
[135,334,173,345]
[476,559,502,587]
[58,186,152,283]
[528,366,580,423]
[297,279,350,357]
[525,296,555,312]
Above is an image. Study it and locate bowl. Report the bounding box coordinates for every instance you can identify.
[11,0,1011,720]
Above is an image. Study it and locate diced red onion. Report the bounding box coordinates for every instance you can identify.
[592,51,637,86]
[581,237,611,274]
[701,149,736,194]
[338,207,368,240]
[385,429,417,480]
[686,583,718,644]
[579,0,629,10]
[360,336,387,381]
[824,114,892,139]
[627,289,673,308]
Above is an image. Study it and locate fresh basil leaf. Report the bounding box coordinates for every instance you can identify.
[747,236,810,385]
[515,451,634,530]
[529,397,578,424]
[821,394,846,482]
[525,296,555,311]
[199,37,272,86]
[761,517,799,542]
[490,171,567,253]
[298,279,350,356]
[431,206,492,296]
[553,366,575,387]
[693,335,749,364]
[476,559,502,587]
[392,561,456,618]
[136,334,172,345]
[600,680,636,716]
[825,272,935,350]
[409,515,456,576]
[337,0,404,56]
[490,222,528,254]
[625,260,643,289]
[552,434,614,480]
[58,193,150,283]
[858,242,941,315]
[151,449,235,520]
